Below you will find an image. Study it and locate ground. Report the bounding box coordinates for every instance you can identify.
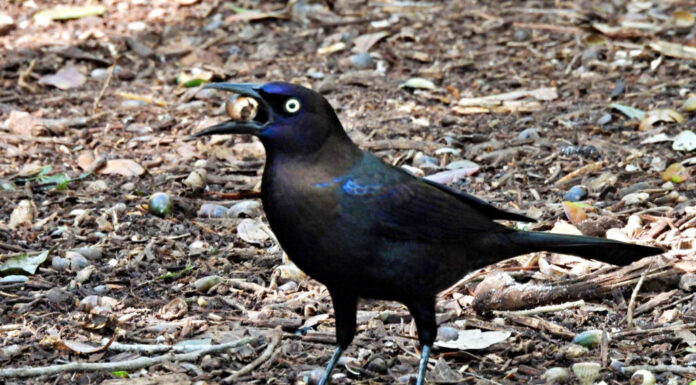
[1,1,696,384]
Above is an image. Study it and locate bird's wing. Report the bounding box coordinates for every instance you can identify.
[420,178,535,222]
[335,156,512,243]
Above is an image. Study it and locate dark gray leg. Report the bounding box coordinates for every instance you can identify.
[318,290,357,385]
[407,297,437,385]
[415,345,431,385]
[317,346,344,385]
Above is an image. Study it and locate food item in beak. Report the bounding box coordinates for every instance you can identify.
[225,95,258,122]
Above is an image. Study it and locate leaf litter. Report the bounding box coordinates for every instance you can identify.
[0,0,695,384]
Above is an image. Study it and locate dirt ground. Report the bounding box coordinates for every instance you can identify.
[1,1,696,384]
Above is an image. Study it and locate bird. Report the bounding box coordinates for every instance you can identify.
[193,82,663,385]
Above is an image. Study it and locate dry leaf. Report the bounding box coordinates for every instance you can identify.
[649,41,696,60]
[352,31,390,53]
[9,200,34,229]
[563,201,588,224]
[639,108,685,131]
[662,163,688,183]
[76,151,95,171]
[5,110,43,136]
[38,65,86,90]
[237,218,270,244]
[673,130,696,152]
[98,159,145,177]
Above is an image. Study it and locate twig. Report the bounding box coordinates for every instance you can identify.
[614,322,696,338]
[600,330,609,368]
[0,134,73,145]
[0,337,254,378]
[494,299,585,316]
[18,58,38,93]
[92,66,114,114]
[626,263,651,327]
[98,338,229,354]
[512,22,585,35]
[622,364,696,375]
[222,327,282,384]
[0,242,27,253]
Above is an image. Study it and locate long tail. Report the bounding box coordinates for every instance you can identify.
[504,231,663,266]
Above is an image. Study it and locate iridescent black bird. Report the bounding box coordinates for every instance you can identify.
[194,82,662,385]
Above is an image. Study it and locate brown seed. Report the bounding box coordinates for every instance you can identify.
[225,95,258,121]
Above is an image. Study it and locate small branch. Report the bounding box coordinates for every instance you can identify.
[92,66,114,114]
[622,364,696,375]
[494,300,585,317]
[626,264,651,327]
[223,327,282,384]
[18,58,38,93]
[0,337,253,378]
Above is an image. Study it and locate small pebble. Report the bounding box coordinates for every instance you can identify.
[114,66,135,81]
[278,281,298,292]
[513,29,530,41]
[622,192,649,205]
[543,367,570,384]
[437,326,459,341]
[366,357,388,373]
[198,203,228,218]
[192,275,222,292]
[307,368,325,385]
[563,185,587,202]
[307,69,325,79]
[348,52,373,69]
[121,100,146,109]
[127,21,147,31]
[517,128,539,140]
[73,247,103,260]
[90,68,108,80]
[597,113,612,126]
[86,180,108,194]
[51,256,70,270]
[189,241,209,255]
[67,251,89,271]
[650,157,666,172]
[572,330,604,347]
[413,152,438,168]
[679,273,696,291]
[149,192,173,217]
[93,285,108,293]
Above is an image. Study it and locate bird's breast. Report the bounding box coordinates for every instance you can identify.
[261,164,367,282]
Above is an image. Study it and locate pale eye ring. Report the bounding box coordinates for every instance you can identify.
[284,98,301,114]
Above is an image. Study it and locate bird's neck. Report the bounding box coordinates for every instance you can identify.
[265,132,363,179]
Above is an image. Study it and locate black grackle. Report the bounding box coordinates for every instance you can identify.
[194,82,662,385]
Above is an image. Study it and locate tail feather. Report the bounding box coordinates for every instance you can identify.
[505,231,663,266]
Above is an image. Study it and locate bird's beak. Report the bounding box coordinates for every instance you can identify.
[192,83,272,137]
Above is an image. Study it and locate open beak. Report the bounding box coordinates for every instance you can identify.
[192,83,272,137]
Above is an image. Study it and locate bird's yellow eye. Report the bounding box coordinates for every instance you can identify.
[284,98,301,114]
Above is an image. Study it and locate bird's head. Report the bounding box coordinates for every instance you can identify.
[193,82,348,155]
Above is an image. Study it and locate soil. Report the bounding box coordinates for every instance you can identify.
[1,1,696,384]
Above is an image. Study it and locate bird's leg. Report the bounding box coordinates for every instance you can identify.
[317,346,344,385]
[318,290,358,385]
[406,297,437,385]
[416,345,431,385]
